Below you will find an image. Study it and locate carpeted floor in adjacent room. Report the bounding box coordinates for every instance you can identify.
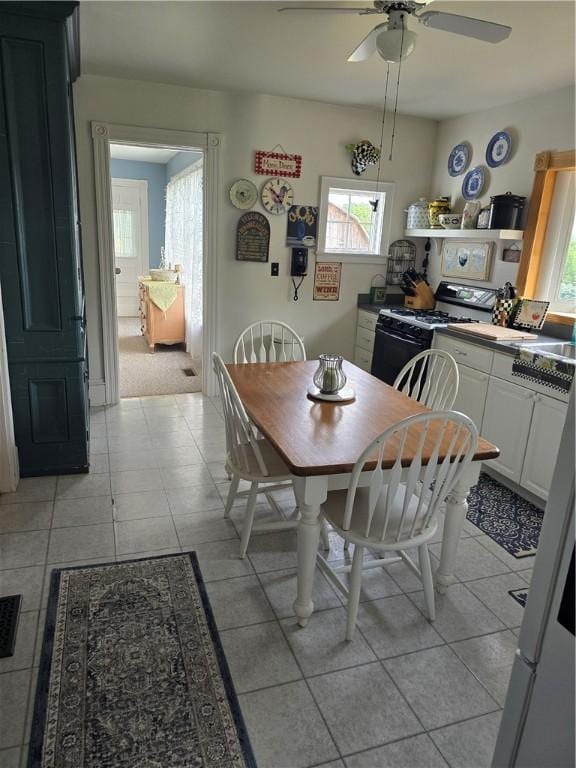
[118,317,202,398]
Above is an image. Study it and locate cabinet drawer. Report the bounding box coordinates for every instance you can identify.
[357,310,378,332]
[354,345,373,372]
[434,333,493,372]
[355,326,375,352]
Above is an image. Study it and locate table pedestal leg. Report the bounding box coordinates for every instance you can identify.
[436,463,480,594]
[293,476,327,627]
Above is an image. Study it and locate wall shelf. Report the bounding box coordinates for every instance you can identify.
[405,228,523,241]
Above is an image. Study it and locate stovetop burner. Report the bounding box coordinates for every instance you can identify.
[386,309,477,326]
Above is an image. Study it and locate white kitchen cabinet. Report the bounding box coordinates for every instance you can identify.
[453,363,490,429]
[354,309,377,372]
[434,331,571,501]
[481,376,534,484]
[521,395,568,499]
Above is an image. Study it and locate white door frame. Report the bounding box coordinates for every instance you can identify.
[0,281,19,492]
[92,121,220,403]
[111,178,149,317]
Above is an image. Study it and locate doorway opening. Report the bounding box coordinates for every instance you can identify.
[109,143,204,399]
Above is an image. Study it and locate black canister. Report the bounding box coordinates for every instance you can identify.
[488,192,526,229]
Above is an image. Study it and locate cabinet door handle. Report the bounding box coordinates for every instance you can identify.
[455,350,467,356]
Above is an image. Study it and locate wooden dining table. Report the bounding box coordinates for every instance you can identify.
[226,359,500,628]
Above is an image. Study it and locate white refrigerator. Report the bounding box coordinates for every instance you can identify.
[493,390,575,767]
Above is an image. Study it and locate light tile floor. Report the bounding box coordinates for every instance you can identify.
[0,392,534,768]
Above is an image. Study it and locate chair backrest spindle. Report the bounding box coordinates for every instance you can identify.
[394,350,459,410]
[234,321,306,364]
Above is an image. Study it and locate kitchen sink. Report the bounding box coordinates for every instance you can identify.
[516,341,576,361]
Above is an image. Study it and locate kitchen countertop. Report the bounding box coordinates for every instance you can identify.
[435,325,571,358]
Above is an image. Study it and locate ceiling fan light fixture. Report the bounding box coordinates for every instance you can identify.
[376,26,416,63]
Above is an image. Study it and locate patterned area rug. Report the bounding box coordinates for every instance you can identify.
[466,473,544,559]
[509,588,529,608]
[29,553,256,768]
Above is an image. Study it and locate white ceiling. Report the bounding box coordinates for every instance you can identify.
[109,144,180,162]
[81,1,575,120]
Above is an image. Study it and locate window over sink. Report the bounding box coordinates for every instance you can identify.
[518,150,576,325]
[317,176,394,264]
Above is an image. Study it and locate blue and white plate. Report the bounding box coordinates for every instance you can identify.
[448,143,470,177]
[462,166,485,201]
[486,131,512,168]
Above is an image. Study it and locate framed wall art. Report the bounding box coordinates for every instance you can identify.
[441,240,493,281]
[236,212,270,262]
[286,205,318,248]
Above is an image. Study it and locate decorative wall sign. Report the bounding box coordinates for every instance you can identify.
[236,212,270,262]
[229,179,258,209]
[286,205,318,248]
[255,150,301,178]
[261,178,294,215]
[441,240,492,281]
[313,262,341,301]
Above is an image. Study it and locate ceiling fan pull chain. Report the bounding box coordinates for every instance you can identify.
[374,62,390,188]
[388,18,405,161]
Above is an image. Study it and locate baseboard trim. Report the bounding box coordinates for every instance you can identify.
[89,379,107,407]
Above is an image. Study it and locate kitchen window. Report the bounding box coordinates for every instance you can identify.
[316,176,394,264]
[534,170,576,314]
[518,149,576,324]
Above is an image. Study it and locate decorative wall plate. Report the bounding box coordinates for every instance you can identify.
[447,142,471,177]
[486,131,512,168]
[462,166,485,201]
[260,177,294,215]
[229,179,258,210]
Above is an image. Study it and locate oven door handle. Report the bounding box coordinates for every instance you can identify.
[375,327,426,346]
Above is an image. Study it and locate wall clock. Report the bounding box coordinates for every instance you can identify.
[229,179,258,210]
[260,177,294,215]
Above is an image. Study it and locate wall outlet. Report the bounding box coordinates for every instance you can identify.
[271,262,279,276]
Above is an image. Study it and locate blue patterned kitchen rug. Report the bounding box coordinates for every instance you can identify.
[28,553,256,768]
[466,473,544,559]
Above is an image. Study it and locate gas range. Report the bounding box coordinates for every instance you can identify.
[371,281,498,385]
[378,308,479,331]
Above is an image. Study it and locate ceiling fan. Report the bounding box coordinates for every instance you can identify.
[278,1,512,63]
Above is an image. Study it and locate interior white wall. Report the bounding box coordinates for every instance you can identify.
[73,74,438,387]
[429,85,575,291]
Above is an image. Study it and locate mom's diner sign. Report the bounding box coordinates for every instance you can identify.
[255,150,302,178]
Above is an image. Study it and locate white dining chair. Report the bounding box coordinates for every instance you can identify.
[317,411,478,640]
[213,352,300,557]
[394,349,459,410]
[233,320,306,363]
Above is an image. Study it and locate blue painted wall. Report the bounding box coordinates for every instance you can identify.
[110,159,166,268]
[166,150,203,181]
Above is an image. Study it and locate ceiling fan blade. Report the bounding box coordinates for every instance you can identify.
[278,6,379,14]
[347,23,387,62]
[417,11,511,43]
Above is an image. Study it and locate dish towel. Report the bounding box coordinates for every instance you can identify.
[512,349,574,394]
[142,280,180,312]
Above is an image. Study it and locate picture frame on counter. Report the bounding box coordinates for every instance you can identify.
[441,240,493,281]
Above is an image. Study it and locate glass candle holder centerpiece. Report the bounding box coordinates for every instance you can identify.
[313,354,347,395]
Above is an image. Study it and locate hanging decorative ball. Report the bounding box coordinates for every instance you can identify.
[346,140,381,176]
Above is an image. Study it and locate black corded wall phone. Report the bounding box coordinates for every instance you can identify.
[290,248,308,301]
